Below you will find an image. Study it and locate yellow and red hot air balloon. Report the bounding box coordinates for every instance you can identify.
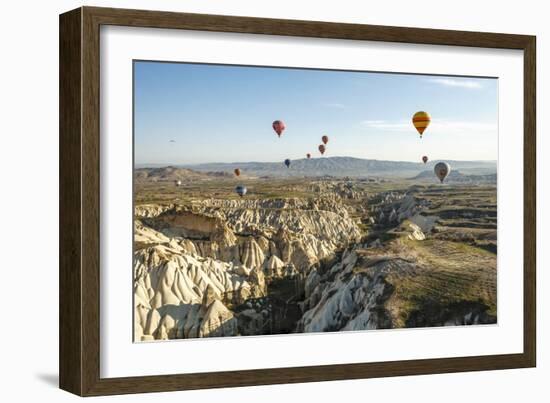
[234,168,241,177]
[272,120,286,137]
[318,144,326,155]
[321,135,329,145]
[306,153,311,159]
[422,156,428,164]
[412,111,431,138]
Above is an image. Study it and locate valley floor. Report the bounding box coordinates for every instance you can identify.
[133,175,497,341]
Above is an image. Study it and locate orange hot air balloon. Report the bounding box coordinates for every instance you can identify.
[272,120,286,137]
[321,135,329,145]
[412,111,431,138]
[318,144,326,155]
[306,153,311,159]
[234,168,241,177]
[422,156,428,164]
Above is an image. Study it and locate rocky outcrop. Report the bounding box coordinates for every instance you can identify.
[133,240,265,341]
[148,208,237,244]
[199,300,238,338]
[134,220,170,248]
[405,223,426,241]
[140,197,361,275]
[298,250,394,332]
[134,194,365,341]
[388,221,426,241]
[240,237,265,270]
[408,213,437,233]
[298,236,497,333]
[212,205,359,244]
[135,204,173,218]
[264,255,285,277]
[369,192,431,229]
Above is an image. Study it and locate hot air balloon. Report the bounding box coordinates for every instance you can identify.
[235,185,247,197]
[175,180,182,187]
[306,153,311,159]
[412,111,431,138]
[272,120,286,137]
[422,156,428,164]
[318,144,326,155]
[284,159,291,168]
[434,162,451,183]
[234,168,241,177]
[321,135,329,145]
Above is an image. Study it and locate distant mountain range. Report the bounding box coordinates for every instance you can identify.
[136,157,496,179]
[135,166,231,182]
[185,157,495,178]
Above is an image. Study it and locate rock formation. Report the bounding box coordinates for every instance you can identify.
[298,237,496,333]
[134,195,363,341]
[133,180,497,341]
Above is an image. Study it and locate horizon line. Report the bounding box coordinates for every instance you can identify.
[135,156,498,167]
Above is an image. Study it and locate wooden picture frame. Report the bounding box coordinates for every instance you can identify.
[59,6,536,396]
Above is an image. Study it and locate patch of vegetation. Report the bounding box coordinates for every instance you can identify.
[383,238,496,327]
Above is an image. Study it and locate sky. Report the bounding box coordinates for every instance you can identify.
[134,61,498,165]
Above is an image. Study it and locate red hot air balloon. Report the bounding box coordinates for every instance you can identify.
[422,156,428,164]
[321,135,329,145]
[272,120,286,137]
[306,153,311,159]
[318,144,326,155]
[234,168,241,177]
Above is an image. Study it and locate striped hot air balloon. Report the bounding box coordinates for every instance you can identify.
[412,111,431,138]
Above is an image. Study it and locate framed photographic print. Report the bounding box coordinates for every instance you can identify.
[59,6,536,396]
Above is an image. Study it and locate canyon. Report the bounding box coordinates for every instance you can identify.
[133,168,497,341]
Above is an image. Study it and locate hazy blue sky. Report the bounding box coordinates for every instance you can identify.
[134,61,498,165]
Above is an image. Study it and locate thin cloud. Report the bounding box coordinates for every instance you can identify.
[432,120,496,132]
[362,119,496,133]
[361,120,409,131]
[426,77,483,89]
[323,102,345,109]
